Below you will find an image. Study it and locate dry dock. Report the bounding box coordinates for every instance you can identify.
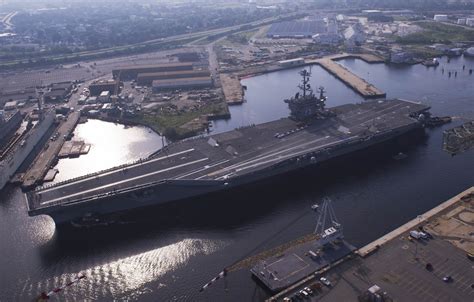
[309,58,386,98]
[220,73,244,105]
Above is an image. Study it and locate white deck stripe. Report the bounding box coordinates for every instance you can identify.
[175,159,230,180]
[233,136,357,173]
[208,136,331,177]
[38,148,195,194]
[212,136,358,180]
[40,157,209,205]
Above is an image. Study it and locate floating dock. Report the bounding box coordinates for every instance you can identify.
[59,140,91,158]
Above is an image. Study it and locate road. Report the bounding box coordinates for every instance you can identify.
[1,11,17,30]
[1,12,303,67]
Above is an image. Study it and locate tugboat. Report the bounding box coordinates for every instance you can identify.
[284,69,335,121]
[422,58,439,67]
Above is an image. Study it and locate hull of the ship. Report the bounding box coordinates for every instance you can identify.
[0,113,55,190]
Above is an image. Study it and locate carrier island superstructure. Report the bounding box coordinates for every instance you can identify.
[25,70,431,225]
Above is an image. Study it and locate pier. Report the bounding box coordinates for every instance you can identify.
[220,73,244,105]
[308,57,386,98]
[237,53,386,99]
[357,185,474,257]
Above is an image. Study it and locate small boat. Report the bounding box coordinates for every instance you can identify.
[422,58,439,67]
[425,116,452,127]
[393,152,408,160]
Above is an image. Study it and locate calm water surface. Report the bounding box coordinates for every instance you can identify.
[51,119,164,183]
[0,56,473,301]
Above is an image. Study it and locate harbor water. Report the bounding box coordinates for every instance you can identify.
[0,56,473,301]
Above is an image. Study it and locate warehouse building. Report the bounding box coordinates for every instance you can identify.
[89,80,120,96]
[112,63,194,80]
[267,20,327,38]
[152,77,213,92]
[433,14,448,22]
[137,69,211,86]
[44,82,73,103]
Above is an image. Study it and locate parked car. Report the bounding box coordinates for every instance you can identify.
[443,275,453,282]
[320,277,332,286]
[409,230,422,239]
[300,290,309,298]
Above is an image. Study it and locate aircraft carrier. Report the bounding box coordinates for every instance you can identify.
[25,71,431,225]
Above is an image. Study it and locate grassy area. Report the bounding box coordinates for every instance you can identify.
[403,45,445,59]
[397,21,474,44]
[129,101,229,140]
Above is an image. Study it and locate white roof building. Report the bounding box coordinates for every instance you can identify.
[434,14,448,22]
[344,23,366,47]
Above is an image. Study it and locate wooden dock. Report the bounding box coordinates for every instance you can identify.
[309,58,386,98]
[220,73,244,105]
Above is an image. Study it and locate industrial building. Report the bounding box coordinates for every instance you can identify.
[152,77,213,92]
[467,18,474,27]
[89,80,120,96]
[267,20,327,38]
[44,82,73,103]
[137,69,211,86]
[434,14,448,22]
[112,63,194,80]
[343,23,366,48]
[98,91,111,103]
[0,88,37,108]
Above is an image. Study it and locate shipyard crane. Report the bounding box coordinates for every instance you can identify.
[312,197,343,246]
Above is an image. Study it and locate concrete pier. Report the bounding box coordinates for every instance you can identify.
[357,186,474,257]
[22,112,80,189]
[310,58,386,98]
